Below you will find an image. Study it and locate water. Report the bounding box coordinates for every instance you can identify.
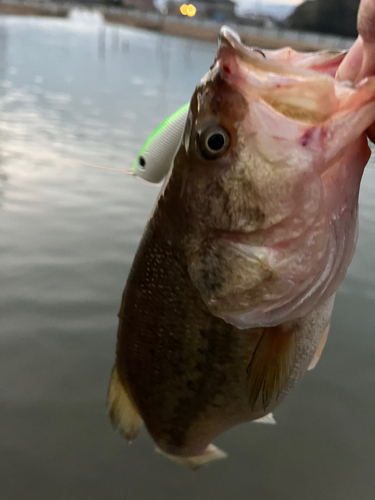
[68,7,105,25]
[0,14,374,500]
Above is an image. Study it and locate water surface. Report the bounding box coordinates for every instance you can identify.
[0,15,374,500]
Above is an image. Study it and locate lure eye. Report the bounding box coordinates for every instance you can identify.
[199,126,230,160]
[138,156,146,170]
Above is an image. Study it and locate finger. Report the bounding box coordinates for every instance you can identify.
[336,36,363,81]
[356,0,375,143]
[356,0,375,79]
[359,41,375,79]
[357,0,375,43]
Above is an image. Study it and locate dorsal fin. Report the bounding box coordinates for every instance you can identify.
[308,323,330,371]
[247,326,296,411]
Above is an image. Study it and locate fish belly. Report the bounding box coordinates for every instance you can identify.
[109,218,334,459]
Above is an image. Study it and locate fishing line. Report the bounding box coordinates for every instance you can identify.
[65,158,130,173]
[0,148,131,174]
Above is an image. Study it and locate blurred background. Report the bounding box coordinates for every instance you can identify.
[0,1,374,500]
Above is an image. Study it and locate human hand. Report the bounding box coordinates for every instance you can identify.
[336,0,375,142]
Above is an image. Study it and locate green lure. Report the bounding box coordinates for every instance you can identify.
[132,103,189,183]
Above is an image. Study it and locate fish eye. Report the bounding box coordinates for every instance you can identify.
[199,126,230,160]
[138,156,146,170]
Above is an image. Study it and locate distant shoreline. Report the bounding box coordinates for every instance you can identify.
[0,1,355,51]
[103,11,326,51]
[0,0,68,18]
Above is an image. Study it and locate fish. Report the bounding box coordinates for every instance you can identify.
[108,26,375,468]
[131,103,189,183]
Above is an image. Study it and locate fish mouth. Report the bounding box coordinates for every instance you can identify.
[217,26,271,80]
[219,26,264,59]
[216,26,339,124]
[218,27,266,63]
[216,25,335,86]
[218,26,243,53]
[218,26,286,75]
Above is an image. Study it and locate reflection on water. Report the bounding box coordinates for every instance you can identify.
[0,15,374,500]
[68,7,105,25]
[0,23,7,207]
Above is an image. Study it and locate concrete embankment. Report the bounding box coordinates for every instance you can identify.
[104,11,321,51]
[0,0,68,17]
[0,1,355,51]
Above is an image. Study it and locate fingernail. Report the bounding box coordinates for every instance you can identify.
[336,36,364,82]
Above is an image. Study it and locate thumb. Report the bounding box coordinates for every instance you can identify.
[360,40,375,79]
[336,36,364,82]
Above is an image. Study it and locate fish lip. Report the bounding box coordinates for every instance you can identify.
[218,26,266,63]
[219,26,242,50]
[217,25,288,84]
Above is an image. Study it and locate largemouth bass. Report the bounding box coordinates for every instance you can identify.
[108,27,375,468]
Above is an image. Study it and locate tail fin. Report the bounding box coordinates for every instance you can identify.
[247,326,296,411]
[155,444,227,470]
[107,366,143,442]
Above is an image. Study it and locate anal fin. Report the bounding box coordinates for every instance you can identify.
[308,323,330,371]
[107,366,143,442]
[155,444,227,470]
[247,326,296,411]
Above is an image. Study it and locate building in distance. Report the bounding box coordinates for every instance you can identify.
[167,0,236,22]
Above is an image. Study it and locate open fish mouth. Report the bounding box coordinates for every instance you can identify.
[217,25,346,82]
[218,27,267,63]
[213,26,342,126]
[217,26,315,86]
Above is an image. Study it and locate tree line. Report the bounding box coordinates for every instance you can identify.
[287,0,360,37]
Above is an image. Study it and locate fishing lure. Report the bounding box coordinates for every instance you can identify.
[131,103,189,183]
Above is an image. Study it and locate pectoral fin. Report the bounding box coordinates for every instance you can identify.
[308,323,330,371]
[247,326,296,411]
[107,366,143,442]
